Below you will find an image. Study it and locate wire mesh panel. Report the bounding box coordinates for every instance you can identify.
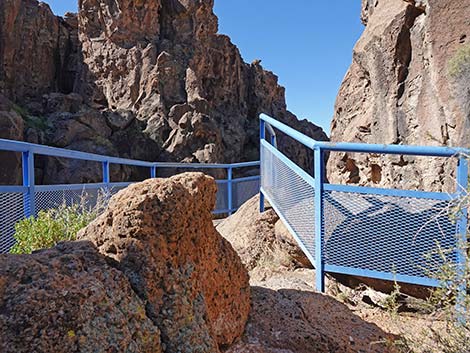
[35,188,104,214]
[322,190,458,278]
[261,143,316,259]
[232,178,260,209]
[215,181,228,212]
[0,192,24,253]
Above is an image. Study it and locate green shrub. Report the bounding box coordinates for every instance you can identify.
[10,203,99,254]
[448,45,470,79]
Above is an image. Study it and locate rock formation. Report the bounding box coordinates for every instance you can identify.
[0,241,162,353]
[78,173,250,351]
[328,0,470,192]
[0,173,250,352]
[0,0,327,184]
[217,197,397,353]
[217,195,312,273]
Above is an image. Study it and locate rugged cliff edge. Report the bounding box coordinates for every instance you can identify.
[0,0,327,184]
[328,0,470,191]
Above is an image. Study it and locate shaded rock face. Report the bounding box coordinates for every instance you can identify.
[0,0,327,184]
[0,173,250,353]
[328,0,470,192]
[217,195,312,273]
[217,202,395,353]
[0,241,162,353]
[78,173,250,352]
[0,0,79,101]
[0,95,24,185]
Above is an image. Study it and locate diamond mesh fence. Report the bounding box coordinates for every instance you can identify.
[323,191,458,278]
[261,143,316,259]
[215,182,228,212]
[233,178,260,209]
[0,192,24,253]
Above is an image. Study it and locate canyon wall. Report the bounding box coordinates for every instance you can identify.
[328,0,470,192]
[0,0,327,184]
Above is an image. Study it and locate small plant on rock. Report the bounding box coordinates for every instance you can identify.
[10,195,105,254]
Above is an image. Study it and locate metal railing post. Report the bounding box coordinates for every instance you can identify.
[259,119,266,212]
[150,165,157,179]
[102,161,110,198]
[314,147,325,292]
[456,156,469,316]
[227,167,233,216]
[22,150,35,218]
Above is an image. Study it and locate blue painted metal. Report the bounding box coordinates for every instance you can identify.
[227,167,233,215]
[259,113,469,293]
[259,119,266,212]
[456,156,469,314]
[314,148,325,291]
[0,139,261,253]
[102,161,110,191]
[324,264,440,288]
[35,183,107,192]
[0,186,28,193]
[324,183,455,201]
[0,138,155,167]
[232,175,261,183]
[154,161,260,169]
[262,140,315,187]
[260,114,470,157]
[21,151,35,218]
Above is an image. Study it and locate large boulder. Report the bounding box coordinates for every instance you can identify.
[0,173,250,353]
[227,272,395,353]
[328,0,470,192]
[78,173,250,352]
[0,241,162,353]
[217,195,312,273]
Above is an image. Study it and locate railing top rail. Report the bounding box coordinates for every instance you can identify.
[260,114,470,158]
[0,138,155,167]
[0,138,260,169]
[155,161,260,169]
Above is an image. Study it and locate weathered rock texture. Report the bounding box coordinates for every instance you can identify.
[217,195,312,272]
[0,173,250,353]
[218,201,396,353]
[328,0,470,192]
[0,242,162,353]
[78,173,250,352]
[0,0,327,184]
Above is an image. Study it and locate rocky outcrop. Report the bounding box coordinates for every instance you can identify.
[217,195,312,273]
[0,241,162,353]
[217,200,396,353]
[0,0,79,101]
[0,0,327,184]
[0,95,24,184]
[78,173,250,351]
[0,173,250,352]
[328,0,470,192]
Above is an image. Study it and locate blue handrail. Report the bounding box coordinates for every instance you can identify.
[260,114,470,157]
[0,138,260,221]
[259,113,469,294]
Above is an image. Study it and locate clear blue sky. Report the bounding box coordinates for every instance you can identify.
[43,0,364,133]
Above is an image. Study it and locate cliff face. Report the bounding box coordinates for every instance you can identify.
[328,0,470,192]
[0,0,327,184]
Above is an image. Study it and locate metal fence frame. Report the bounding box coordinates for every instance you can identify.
[260,113,470,292]
[0,138,260,252]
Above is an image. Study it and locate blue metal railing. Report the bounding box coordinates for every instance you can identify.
[260,113,470,291]
[0,138,260,253]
